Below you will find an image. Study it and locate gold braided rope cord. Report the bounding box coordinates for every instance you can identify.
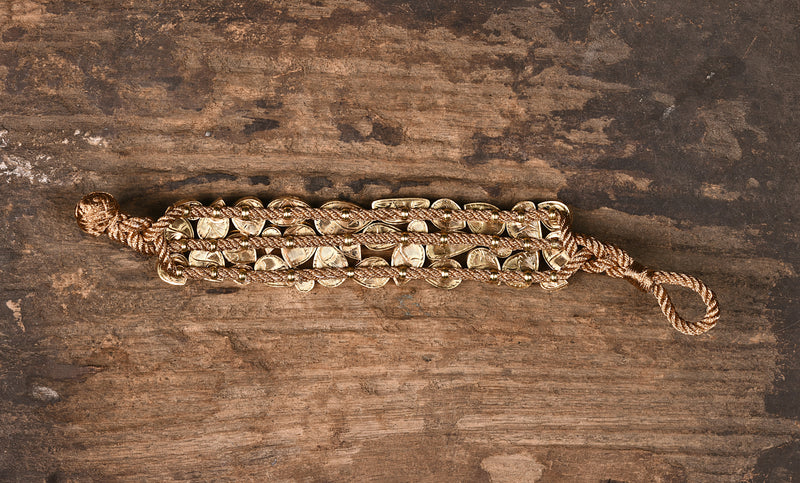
[75,192,720,336]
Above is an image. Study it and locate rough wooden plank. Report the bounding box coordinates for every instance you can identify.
[1,0,798,481]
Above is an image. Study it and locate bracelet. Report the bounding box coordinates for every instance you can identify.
[75,192,719,336]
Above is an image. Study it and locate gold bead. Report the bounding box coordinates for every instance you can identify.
[179,240,189,251]
[174,266,183,277]
[346,268,355,278]
[240,238,251,248]
[490,211,500,221]
[514,210,525,223]
[397,267,408,278]
[548,208,558,221]
[491,236,500,248]
[284,237,295,248]
[286,270,296,283]
[212,207,222,218]
[209,266,219,279]
[399,232,410,244]
[207,239,217,250]
[240,206,250,219]
[489,270,499,282]
[549,271,558,282]
[523,271,533,283]
[180,207,190,217]
[399,208,410,219]
[238,270,247,283]
[439,233,449,244]
[440,268,450,279]
[343,235,354,245]
[522,239,532,251]
[440,209,452,221]
[340,208,351,220]
[282,207,293,219]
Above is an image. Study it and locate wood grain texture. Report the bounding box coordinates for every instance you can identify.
[1,0,798,481]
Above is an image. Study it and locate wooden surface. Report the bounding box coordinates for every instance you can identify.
[1,1,798,481]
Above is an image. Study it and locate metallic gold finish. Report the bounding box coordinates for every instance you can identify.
[426,259,462,289]
[489,270,499,282]
[165,218,193,241]
[399,208,410,219]
[171,200,202,220]
[284,237,296,248]
[507,201,542,241]
[439,233,449,245]
[538,200,571,230]
[281,225,316,267]
[543,231,570,270]
[295,279,315,292]
[316,201,368,234]
[208,266,219,280]
[430,198,465,231]
[157,253,189,285]
[188,249,225,268]
[254,254,292,287]
[397,267,408,279]
[222,231,257,264]
[360,222,400,250]
[464,202,504,235]
[261,226,281,254]
[197,198,230,239]
[502,252,539,288]
[313,246,348,287]
[372,198,430,224]
[343,235,354,245]
[355,257,390,288]
[392,219,427,285]
[233,197,267,236]
[399,233,410,244]
[268,196,310,226]
[179,240,188,251]
[341,242,361,261]
[236,267,248,284]
[541,272,569,291]
[345,268,355,278]
[467,247,500,272]
[426,241,472,260]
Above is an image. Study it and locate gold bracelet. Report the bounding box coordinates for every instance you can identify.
[75,192,719,336]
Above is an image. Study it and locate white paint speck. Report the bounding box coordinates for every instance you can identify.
[662,104,676,120]
[61,138,70,144]
[204,131,212,137]
[6,299,23,332]
[86,135,106,147]
[0,154,50,184]
[0,129,8,148]
[31,385,60,402]
[73,129,81,136]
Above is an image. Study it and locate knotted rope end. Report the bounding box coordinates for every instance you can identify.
[75,192,121,237]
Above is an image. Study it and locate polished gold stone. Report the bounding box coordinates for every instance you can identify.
[426,259,461,289]
[464,202,504,235]
[281,224,317,267]
[360,222,400,250]
[501,252,539,288]
[430,198,466,231]
[355,257,390,288]
[313,246,348,287]
[543,231,570,270]
[254,254,292,287]
[268,196,310,226]
[164,218,194,241]
[232,197,267,236]
[222,231,257,264]
[157,253,189,286]
[371,198,430,224]
[197,198,230,239]
[538,200,571,230]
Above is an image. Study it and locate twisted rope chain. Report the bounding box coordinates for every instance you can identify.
[75,192,719,335]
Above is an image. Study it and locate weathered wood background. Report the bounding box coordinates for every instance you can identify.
[1,0,798,481]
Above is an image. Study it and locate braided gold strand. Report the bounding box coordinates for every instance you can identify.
[75,192,719,336]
